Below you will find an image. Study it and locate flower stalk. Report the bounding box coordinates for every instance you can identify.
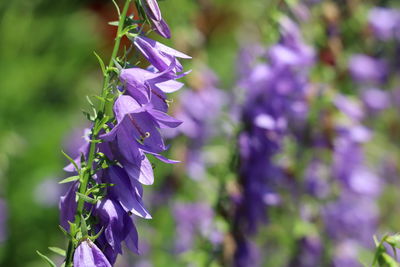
[64,1,132,266]
[52,0,191,265]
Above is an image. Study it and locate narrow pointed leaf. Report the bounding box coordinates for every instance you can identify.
[61,151,79,172]
[59,175,80,184]
[36,251,56,267]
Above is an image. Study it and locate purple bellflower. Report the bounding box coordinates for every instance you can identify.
[74,239,112,267]
[119,64,186,113]
[348,54,388,85]
[362,88,390,112]
[234,16,314,235]
[368,7,400,41]
[93,198,139,263]
[321,94,382,265]
[232,17,315,266]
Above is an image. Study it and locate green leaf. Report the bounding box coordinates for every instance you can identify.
[93,95,106,103]
[90,227,104,241]
[119,24,139,37]
[81,215,88,236]
[112,59,122,71]
[61,150,79,172]
[93,51,106,76]
[373,235,380,247]
[381,253,399,267]
[76,192,97,204]
[59,175,79,184]
[86,95,95,107]
[48,246,66,257]
[36,251,56,267]
[386,234,400,248]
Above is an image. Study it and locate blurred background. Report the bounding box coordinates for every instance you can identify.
[1,0,400,266]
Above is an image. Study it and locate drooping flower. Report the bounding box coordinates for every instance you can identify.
[348,54,388,85]
[73,239,112,267]
[100,95,181,184]
[234,16,314,235]
[101,166,148,220]
[368,7,400,41]
[119,65,186,113]
[362,88,390,112]
[94,198,139,264]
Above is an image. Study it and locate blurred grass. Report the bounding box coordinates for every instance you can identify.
[0,0,102,265]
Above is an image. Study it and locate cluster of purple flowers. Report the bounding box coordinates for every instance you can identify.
[232,7,391,265]
[232,17,315,265]
[321,94,381,266]
[59,1,190,265]
[318,8,400,264]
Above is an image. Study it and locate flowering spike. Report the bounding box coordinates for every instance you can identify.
[54,0,190,265]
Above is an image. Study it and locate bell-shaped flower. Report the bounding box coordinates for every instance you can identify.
[348,54,388,85]
[102,95,165,153]
[133,35,191,73]
[94,198,139,263]
[368,7,400,41]
[102,95,181,153]
[105,165,151,219]
[119,65,185,112]
[101,96,181,184]
[95,198,138,253]
[73,239,112,267]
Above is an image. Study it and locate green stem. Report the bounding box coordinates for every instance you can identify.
[64,1,131,266]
